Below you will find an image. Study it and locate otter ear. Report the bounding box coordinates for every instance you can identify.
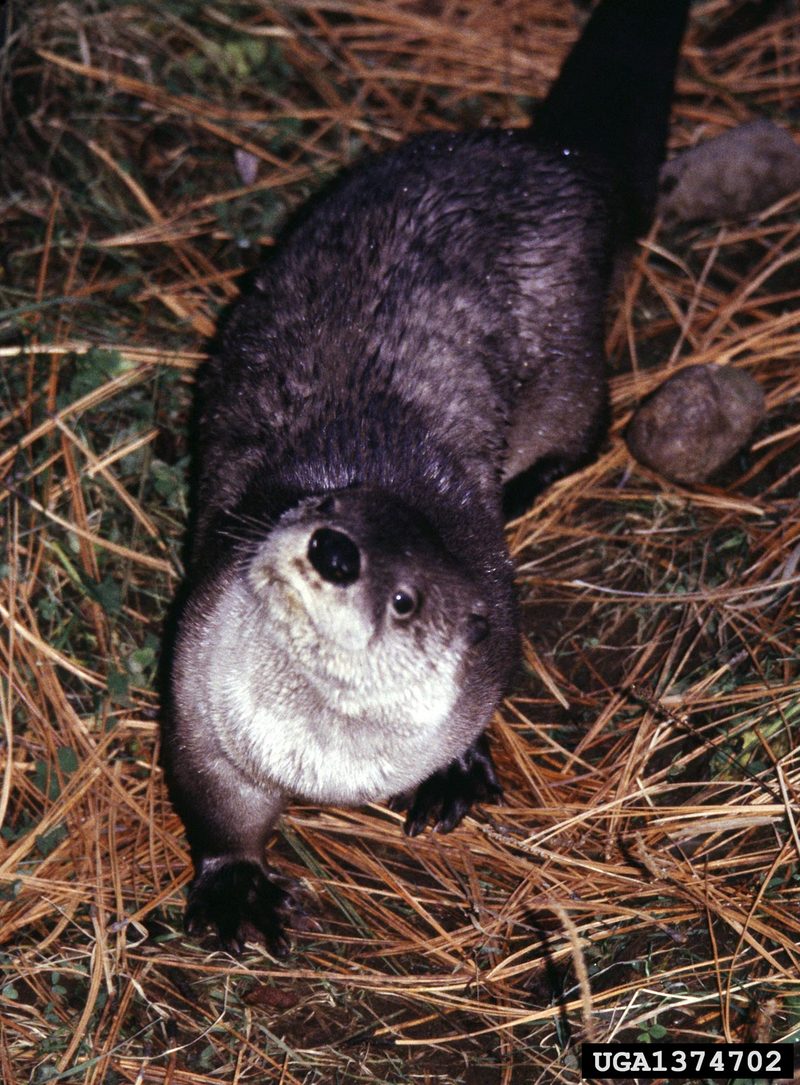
[315,494,337,515]
[466,613,489,646]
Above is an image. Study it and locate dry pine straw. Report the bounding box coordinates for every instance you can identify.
[1,1,799,1082]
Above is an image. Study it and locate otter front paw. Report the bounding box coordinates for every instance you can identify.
[391,733,502,837]
[185,858,297,956]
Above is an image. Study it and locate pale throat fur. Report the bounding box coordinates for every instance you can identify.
[173,508,486,806]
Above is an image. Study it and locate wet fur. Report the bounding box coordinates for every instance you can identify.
[164,0,691,954]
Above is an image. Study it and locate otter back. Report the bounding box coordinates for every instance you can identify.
[164,0,691,956]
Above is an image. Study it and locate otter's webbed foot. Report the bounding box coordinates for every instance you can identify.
[502,455,573,521]
[185,858,300,957]
[390,733,502,837]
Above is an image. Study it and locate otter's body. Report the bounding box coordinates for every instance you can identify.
[165,0,691,954]
[194,132,612,529]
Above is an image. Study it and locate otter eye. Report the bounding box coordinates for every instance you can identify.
[391,588,419,619]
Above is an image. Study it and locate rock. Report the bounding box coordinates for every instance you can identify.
[659,119,800,223]
[626,364,765,483]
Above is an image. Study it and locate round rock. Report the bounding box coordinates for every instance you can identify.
[626,364,764,484]
[658,119,800,223]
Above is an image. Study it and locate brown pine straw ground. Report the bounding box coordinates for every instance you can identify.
[1,1,799,1081]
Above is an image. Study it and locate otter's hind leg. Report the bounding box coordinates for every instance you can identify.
[500,344,609,519]
[501,392,610,518]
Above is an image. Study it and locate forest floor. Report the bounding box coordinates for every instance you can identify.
[1,1,799,1082]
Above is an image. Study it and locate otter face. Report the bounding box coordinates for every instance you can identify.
[214,487,498,800]
[175,486,513,804]
[248,489,490,664]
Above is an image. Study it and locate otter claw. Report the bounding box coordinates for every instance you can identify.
[391,733,502,837]
[185,858,297,957]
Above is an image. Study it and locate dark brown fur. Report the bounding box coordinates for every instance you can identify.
[164,0,690,955]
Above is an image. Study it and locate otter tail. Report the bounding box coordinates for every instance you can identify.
[533,0,691,236]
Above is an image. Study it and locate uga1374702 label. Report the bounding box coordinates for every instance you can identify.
[581,1042,795,1080]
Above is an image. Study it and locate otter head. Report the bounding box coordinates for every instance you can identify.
[176,486,515,802]
[248,488,492,668]
[219,487,506,797]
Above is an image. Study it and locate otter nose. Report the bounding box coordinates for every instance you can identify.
[307,528,360,585]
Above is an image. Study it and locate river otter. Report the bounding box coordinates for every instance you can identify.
[164,0,691,954]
